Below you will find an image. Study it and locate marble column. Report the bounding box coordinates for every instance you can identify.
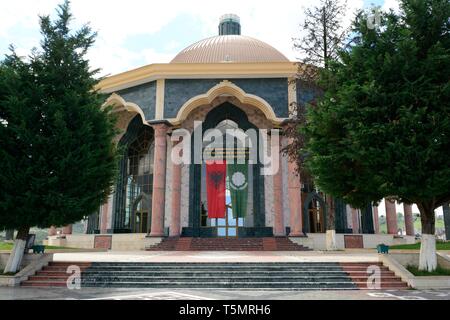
[351,208,360,234]
[273,136,285,236]
[100,195,112,234]
[62,225,72,235]
[149,123,169,237]
[403,204,415,236]
[385,198,398,235]
[48,226,57,236]
[286,137,303,237]
[373,206,380,234]
[169,140,182,237]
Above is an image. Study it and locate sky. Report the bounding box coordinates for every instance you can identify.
[0,0,444,217]
[0,0,399,77]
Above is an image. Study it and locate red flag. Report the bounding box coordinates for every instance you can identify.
[206,160,227,218]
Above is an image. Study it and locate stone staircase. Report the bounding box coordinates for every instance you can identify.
[146,237,311,251]
[21,261,409,290]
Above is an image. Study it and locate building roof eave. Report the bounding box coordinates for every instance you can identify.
[97,62,300,93]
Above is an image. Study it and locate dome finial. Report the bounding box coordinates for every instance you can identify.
[219,14,241,35]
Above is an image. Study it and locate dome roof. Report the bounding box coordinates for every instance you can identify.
[171,35,289,64]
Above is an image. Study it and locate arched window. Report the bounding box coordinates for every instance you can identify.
[125,127,154,233]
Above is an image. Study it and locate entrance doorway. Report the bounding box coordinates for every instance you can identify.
[200,166,246,237]
[189,102,267,238]
[134,211,149,233]
[303,192,327,234]
[308,204,325,233]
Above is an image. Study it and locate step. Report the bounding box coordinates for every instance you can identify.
[22,261,409,290]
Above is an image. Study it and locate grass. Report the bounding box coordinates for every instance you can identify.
[0,242,76,251]
[0,242,12,250]
[389,241,450,250]
[378,214,445,234]
[407,265,450,276]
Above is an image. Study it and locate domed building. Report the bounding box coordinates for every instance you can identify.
[51,15,417,251]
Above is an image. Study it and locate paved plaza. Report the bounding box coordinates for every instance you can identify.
[2,250,450,300]
[1,286,450,300]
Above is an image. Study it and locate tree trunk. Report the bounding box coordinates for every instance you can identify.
[3,226,30,274]
[417,203,437,272]
[325,195,337,251]
[322,7,329,70]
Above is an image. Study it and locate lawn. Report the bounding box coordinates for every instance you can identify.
[389,242,450,250]
[0,242,12,250]
[407,265,450,276]
[378,215,445,234]
[0,242,75,251]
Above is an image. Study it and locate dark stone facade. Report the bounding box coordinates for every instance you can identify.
[117,81,157,120]
[164,78,290,119]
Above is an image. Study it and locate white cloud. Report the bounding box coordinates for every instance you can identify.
[382,0,401,12]
[1,0,369,75]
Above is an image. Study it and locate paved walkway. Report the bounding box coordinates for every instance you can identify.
[1,287,450,300]
[52,250,380,263]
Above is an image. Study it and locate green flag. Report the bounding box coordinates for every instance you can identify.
[227,162,249,218]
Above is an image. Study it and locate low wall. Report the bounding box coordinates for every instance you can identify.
[290,234,416,250]
[0,253,50,269]
[0,253,53,287]
[380,252,450,289]
[45,234,162,251]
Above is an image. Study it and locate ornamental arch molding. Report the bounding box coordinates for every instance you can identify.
[171,80,281,126]
[103,93,148,142]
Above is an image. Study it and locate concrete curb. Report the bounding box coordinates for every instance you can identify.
[380,253,450,289]
[0,253,54,287]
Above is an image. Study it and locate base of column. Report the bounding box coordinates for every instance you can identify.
[289,232,306,237]
[169,233,181,237]
[147,233,165,237]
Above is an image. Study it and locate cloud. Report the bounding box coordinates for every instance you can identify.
[1,0,369,75]
[382,0,400,12]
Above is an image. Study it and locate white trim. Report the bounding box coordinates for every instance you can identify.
[103,93,147,126]
[155,79,165,120]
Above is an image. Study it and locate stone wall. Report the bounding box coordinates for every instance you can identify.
[164,78,289,119]
[117,81,157,120]
[291,234,417,250]
[45,234,162,251]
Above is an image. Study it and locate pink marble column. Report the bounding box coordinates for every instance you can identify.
[403,204,415,236]
[351,208,360,234]
[273,137,285,237]
[100,197,111,234]
[169,140,182,237]
[286,138,303,237]
[62,225,72,235]
[48,226,57,236]
[385,198,398,235]
[149,123,169,237]
[373,206,380,234]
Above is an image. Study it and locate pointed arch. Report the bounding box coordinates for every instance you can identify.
[170,80,281,125]
[103,93,147,126]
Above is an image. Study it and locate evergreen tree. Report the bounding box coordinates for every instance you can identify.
[303,0,450,271]
[287,0,349,250]
[0,1,118,273]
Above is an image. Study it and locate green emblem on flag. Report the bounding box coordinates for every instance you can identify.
[227,162,249,218]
